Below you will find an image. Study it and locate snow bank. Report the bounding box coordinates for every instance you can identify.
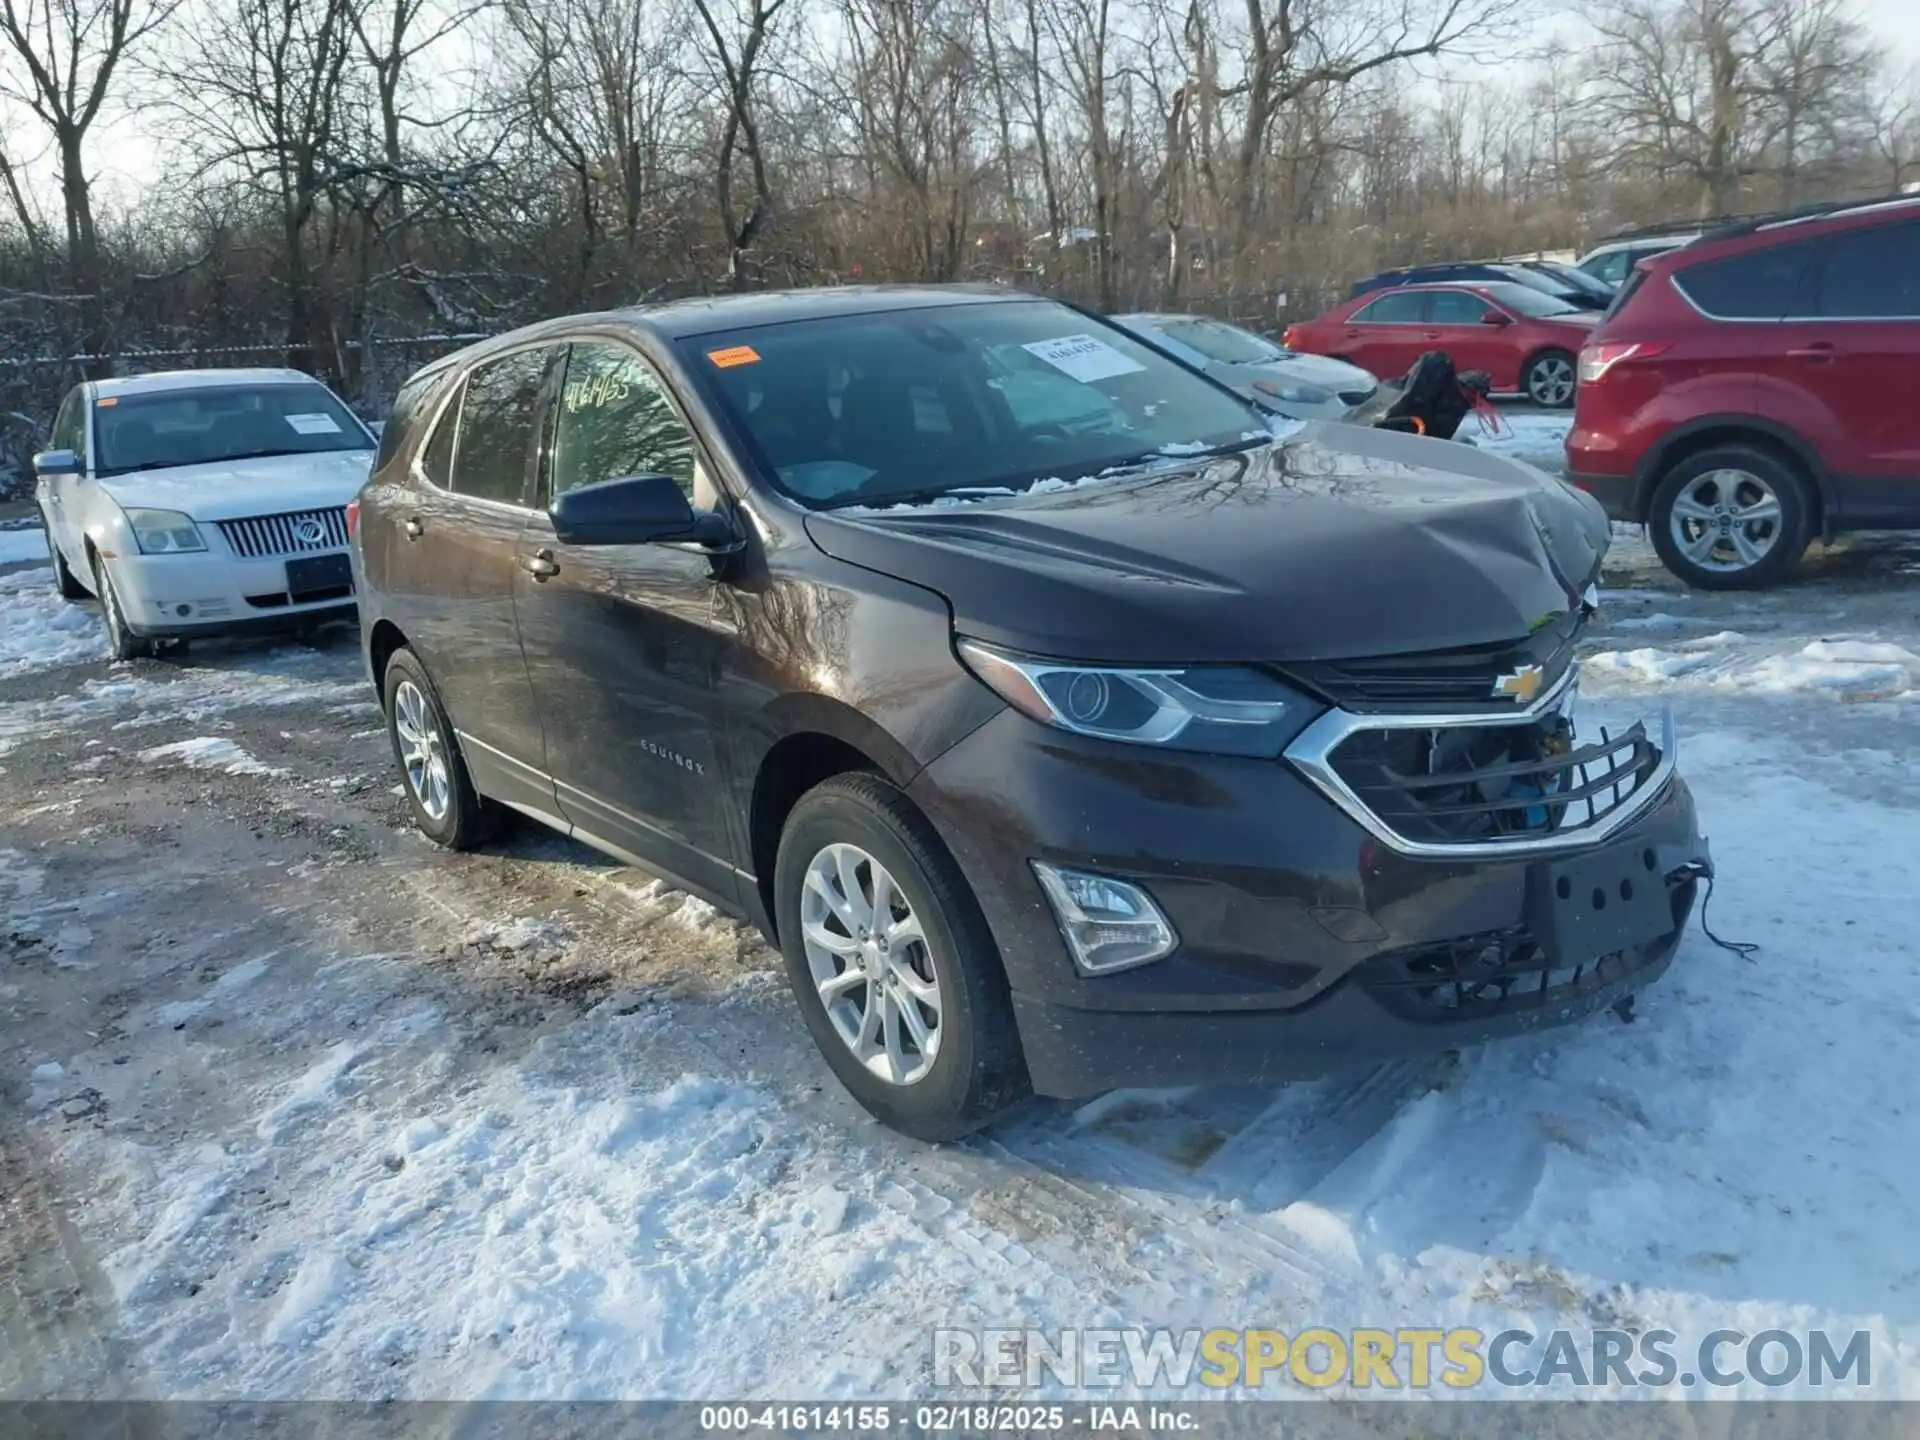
[1466,410,1570,471]
[0,568,105,675]
[1586,632,1920,702]
[0,525,50,565]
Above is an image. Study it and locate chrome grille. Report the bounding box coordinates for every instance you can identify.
[216,507,349,559]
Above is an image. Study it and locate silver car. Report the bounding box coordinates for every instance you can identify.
[33,369,377,660]
[1111,313,1387,422]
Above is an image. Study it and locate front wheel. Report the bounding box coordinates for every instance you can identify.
[92,555,152,662]
[1522,349,1577,409]
[774,773,1030,1141]
[1648,445,1812,590]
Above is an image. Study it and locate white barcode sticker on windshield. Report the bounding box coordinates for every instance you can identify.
[1022,335,1146,383]
[285,412,342,435]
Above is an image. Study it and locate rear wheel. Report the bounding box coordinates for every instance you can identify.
[1648,445,1812,590]
[92,555,152,662]
[774,772,1029,1141]
[1522,349,1577,408]
[382,647,499,849]
[41,512,88,600]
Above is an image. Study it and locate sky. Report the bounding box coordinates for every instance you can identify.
[1858,0,1920,65]
[3,0,1917,213]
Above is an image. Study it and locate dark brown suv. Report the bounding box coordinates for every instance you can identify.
[351,286,1710,1140]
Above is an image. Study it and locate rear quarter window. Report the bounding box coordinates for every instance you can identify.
[1604,269,1648,321]
[375,371,443,471]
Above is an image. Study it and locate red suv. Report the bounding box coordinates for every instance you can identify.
[1567,197,1920,588]
[1285,281,1599,408]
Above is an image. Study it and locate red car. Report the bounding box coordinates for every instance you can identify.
[1567,196,1920,588]
[1285,281,1599,408]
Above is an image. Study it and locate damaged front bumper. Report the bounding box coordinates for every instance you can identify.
[910,668,1711,1099]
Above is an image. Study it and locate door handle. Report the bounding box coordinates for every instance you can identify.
[520,549,559,581]
[403,516,423,539]
[1422,330,1442,340]
[1787,343,1835,363]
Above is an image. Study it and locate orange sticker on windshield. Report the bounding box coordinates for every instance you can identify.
[96,396,118,407]
[707,345,760,368]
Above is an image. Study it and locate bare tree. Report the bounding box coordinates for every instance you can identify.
[688,0,788,288]
[0,0,176,358]
[158,0,362,368]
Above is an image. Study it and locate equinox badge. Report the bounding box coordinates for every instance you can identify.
[1492,664,1545,704]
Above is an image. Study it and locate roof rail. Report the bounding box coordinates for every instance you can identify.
[1708,191,1920,239]
[1598,192,1919,246]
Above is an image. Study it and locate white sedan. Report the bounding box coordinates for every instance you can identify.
[33,369,378,659]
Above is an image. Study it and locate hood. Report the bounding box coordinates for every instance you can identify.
[803,425,1609,665]
[1538,310,1600,331]
[97,449,375,521]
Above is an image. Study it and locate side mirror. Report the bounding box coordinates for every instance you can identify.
[551,473,732,547]
[33,448,81,477]
[1480,311,1513,327]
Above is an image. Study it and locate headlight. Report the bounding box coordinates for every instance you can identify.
[956,638,1311,756]
[124,508,206,554]
[1251,378,1333,406]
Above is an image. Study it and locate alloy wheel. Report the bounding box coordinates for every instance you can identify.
[1667,468,1783,574]
[392,679,452,821]
[800,842,942,1086]
[1527,355,1575,407]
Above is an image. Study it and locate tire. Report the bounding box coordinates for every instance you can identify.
[41,512,87,600]
[774,772,1030,1141]
[381,646,499,849]
[1522,349,1577,409]
[92,554,153,662]
[1648,444,1812,591]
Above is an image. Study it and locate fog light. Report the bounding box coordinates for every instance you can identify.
[1031,862,1177,975]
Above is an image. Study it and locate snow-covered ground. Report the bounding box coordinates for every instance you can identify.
[1464,408,1572,471]
[0,523,50,566]
[0,566,106,676]
[5,518,1920,1405]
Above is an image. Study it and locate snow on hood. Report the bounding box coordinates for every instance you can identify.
[804,424,1610,664]
[97,449,375,522]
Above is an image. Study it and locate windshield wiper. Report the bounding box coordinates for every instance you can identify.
[1055,434,1268,483]
[823,484,1017,513]
[823,437,1267,513]
[97,446,336,477]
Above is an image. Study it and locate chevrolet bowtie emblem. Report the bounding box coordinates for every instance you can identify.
[1491,664,1545,703]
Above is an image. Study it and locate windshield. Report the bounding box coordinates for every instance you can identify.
[685,300,1264,510]
[1482,283,1583,319]
[1145,316,1283,365]
[94,383,372,477]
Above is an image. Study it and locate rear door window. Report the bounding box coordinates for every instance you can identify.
[1813,222,1920,319]
[1674,240,1820,319]
[450,349,551,506]
[1353,291,1428,323]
